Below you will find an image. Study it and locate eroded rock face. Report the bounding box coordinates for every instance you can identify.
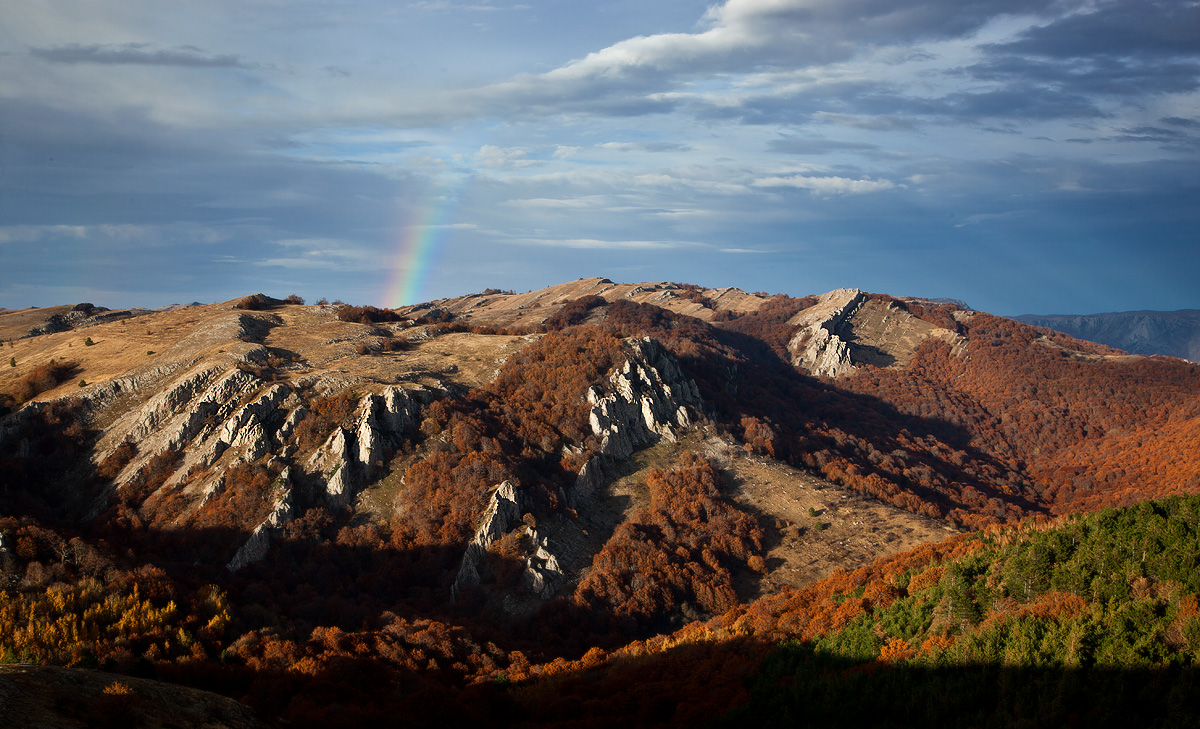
[586,337,701,460]
[451,481,524,602]
[227,468,295,572]
[522,530,565,599]
[568,456,606,510]
[786,288,865,377]
[305,386,423,507]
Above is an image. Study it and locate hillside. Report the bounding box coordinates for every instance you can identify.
[1014,309,1200,363]
[1,281,1198,726]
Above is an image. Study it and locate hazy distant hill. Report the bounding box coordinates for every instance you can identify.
[1014,309,1200,362]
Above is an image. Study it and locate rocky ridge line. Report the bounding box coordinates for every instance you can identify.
[786,288,866,377]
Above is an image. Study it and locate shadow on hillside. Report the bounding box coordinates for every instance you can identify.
[158,626,1200,729]
[696,327,1043,518]
[715,641,1200,728]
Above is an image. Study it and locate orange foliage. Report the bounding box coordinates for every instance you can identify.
[573,455,764,631]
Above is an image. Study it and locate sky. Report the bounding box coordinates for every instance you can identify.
[1,0,1198,316]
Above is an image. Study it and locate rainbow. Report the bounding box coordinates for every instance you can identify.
[382,180,463,308]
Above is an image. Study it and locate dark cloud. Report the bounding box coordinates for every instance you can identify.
[29,43,254,68]
[1095,125,1200,151]
[990,0,1200,59]
[0,100,420,306]
[964,55,1200,97]
[1162,116,1200,128]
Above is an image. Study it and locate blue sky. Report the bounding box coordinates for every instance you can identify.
[1,0,1197,315]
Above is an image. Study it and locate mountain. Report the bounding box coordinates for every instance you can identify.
[1013,309,1200,362]
[1,280,1198,726]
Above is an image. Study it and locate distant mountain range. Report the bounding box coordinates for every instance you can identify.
[1014,309,1200,362]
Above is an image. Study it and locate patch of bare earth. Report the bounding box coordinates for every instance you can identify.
[843,298,966,368]
[706,435,960,596]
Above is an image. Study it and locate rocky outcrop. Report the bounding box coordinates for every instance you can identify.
[787,288,866,377]
[305,386,424,507]
[227,468,295,571]
[447,337,698,603]
[586,337,701,460]
[451,481,524,602]
[568,456,606,509]
[521,529,565,599]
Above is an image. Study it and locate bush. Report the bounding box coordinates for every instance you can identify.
[234,294,272,311]
[13,360,79,403]
[285,294,305,305]
[541,295,607,331]
[337,305,403,324]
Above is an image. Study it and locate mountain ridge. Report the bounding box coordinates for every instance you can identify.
[1014,308,1200,362]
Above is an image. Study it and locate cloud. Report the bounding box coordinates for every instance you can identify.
[963,55,1200,98]
[475,144,538,168]
[599,141,694,153]
[29,43,253,68]
[259,238,378,271]
[953,210,1030,227]
[1161,116,1200,129]
[811,112,917,130]
[458,0,1071,124]
[543,0,1064,81]
[752,174,896,194]
[989,0,1200,59]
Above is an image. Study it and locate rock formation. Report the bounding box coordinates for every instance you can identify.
[305,386,423,507]
[786,288,865,377]
[586,337,701,460]
[226,468,295,571]
[521,530,565,599]
[451,481,524,602]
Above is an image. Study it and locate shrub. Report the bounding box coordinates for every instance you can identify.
[234,294,272,311]
[285,294,305,305]
[13,360,79,403]
[84,337,95,346]
[337,305,402,324]
[541,295,607,331]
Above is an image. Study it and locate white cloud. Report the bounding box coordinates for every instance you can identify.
[752,174,897,194]
[262,238,377,270]
[475,144,539,168]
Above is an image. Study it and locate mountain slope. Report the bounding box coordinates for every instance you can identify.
[1014,309,1200,362]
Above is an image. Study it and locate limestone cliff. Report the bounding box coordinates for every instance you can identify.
[450,480,524,602]
[585,337,701,461]
[786,288,865,377]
